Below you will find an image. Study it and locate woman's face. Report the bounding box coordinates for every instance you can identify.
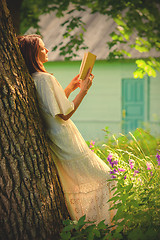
[38,39,49,63]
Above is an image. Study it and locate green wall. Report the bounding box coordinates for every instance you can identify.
[44,60,160,141]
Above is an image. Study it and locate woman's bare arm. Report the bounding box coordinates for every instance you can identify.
[58,89,88,120]
[64,74,80,98]
[58,69,94,121]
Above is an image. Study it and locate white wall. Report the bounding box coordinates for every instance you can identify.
[149,74,160,136]
[44,60,160,141]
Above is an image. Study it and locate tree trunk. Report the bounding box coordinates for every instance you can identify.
[0,0,70,239]
[6,0,23,34]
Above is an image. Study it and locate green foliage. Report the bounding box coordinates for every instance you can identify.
[63,128,160,240]
[133,58,160,78]
[99,128,160,164]
[52,9,88,60]
[20,0,160,77]
[104,1,160,77]
[60,215,110,240]
[20,0,71,34]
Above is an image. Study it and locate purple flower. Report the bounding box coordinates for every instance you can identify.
[110,169,118,175]
[112,160,118,166]
[111,175,116,179]
[107,154,112,164]
[150,171,153,176]
[124,176,127,180]
[129,159,135,169]
[110,168,118,179]
[107,154,118,168]
[133,170,139,176]
[156,152,160,166]
[118,168,126,172]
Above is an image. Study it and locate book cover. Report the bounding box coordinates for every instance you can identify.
[79,52,97,80]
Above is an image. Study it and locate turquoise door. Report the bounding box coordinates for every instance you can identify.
[122,78,145,134]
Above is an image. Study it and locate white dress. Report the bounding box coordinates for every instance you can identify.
[32,72,112,225]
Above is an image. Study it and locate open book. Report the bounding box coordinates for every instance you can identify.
[79,52,97,80]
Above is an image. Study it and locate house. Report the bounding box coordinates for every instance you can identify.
[27,5,160,141]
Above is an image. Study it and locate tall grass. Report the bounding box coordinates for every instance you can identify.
[60,128,160,240]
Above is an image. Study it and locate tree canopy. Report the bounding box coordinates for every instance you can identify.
[18,0,160,77]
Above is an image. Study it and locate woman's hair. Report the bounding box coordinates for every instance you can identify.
[17,34,47,74]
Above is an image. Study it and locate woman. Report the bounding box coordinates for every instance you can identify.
[18,34,112,225]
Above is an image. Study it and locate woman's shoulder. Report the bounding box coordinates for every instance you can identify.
[32,71,57,83]
[32,71,53,79]
[32,72,59,90]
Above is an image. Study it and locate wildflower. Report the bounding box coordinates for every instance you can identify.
[124,176,126,180]
[110,169,118,175]
[118,168,126,172]
[110,168,118,179]
[156,152,160,166]
[133,170,139,176]
[146,162,152,170]
[107,154,118,168]
[129,159,135,169]
[90,140,95,146]
[111,175,116,179]
[150,171,153,176]
[112,160,118,167]
[107,154,112,164]
[89,140,95,149]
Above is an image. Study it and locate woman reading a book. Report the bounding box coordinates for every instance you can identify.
[18,34,113,225]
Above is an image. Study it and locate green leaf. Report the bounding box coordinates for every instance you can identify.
[85,224,96,232]
[87,231,94,240]
[112,232,123,239]
[60,231,71,240]
[94,229,101,237]
[126,183,133,192]
[78,215,86,226]
[114,17,126,27]
[63,219,72,226]
[108,197,120,203]
[52,45,58,51]
[61,20,69,26]
[128,228,144,240]
[115,225,124,233]
[97,220,108,230]
[62,224,75,232]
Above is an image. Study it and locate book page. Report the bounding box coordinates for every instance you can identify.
[79,52,97,80]
[79,53,87,76]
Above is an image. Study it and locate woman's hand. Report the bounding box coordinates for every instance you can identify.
[80,68,94,93]
[64,74,80,98]
[69,74,80,92]
[60,69,94,121]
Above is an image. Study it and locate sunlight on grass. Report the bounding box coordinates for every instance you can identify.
[60,128,160,240]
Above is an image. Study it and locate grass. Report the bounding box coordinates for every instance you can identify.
[60,128,160,240]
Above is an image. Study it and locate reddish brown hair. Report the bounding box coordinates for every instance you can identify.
[17,34,47,74]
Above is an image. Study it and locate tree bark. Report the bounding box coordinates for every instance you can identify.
[0,0,70,239]
[6,0,23,34]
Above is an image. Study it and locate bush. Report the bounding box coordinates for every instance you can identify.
[60,128,160,240]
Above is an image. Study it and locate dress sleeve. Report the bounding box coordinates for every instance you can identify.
[34,73,74,117]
